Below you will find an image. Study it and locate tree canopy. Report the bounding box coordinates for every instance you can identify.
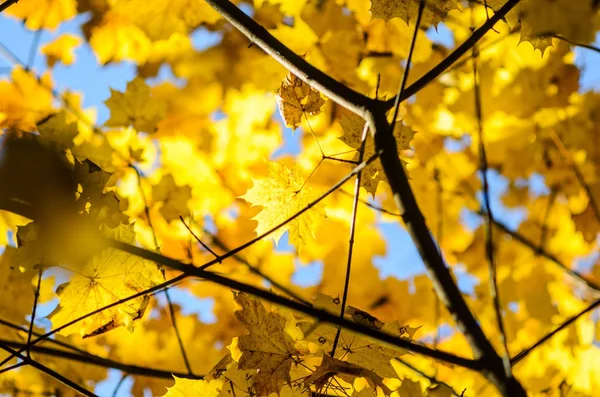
[0,0,600,396]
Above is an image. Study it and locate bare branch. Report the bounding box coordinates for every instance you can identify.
[471,32,511,375]
[204,0,374,118]
[383,0,521,110]
[0,0,19,13]
[511,297,600,365]
[0,338,200,380]
[0,342,98,397]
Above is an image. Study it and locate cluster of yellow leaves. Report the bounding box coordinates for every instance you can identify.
[164,293,419,396]
[1,0,600,396]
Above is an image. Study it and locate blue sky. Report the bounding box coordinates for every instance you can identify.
[2,10,600,397]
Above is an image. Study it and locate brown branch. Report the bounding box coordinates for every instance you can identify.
[0,338,199,380]
[204,1,526,395]
[0,155,479,369]
[0,342,98,397]
[0,0,19,13]
[367,111,525,397]
[132,167,194,376]
[204,0,374,118]
[382,0,521,110]
[108,239,481,369]
[346,192,600,293]
[471,32,511,376]
[489,213,600,291]
[511,297,600,365]
[547,129,600,225]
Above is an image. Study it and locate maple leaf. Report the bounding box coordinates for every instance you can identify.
[0,67,54,131]
[74,160,129,228]
[276,72,326,130]
[229,292,303,396]
[300,294,419,380]
[339,111,416,196]
[37,111,78,148]
[6,0,77,30]
[162,376,223,397]
[304,354,393,395]
[41,33,81,68]
[89,13,153,64]
[104,76,167,133]
[518,0,595,48]
[426,384,454,396]
[48,224,163,337]
[240,161,326,249]
[152,174,192,222]
[0,247,37,325]
[370,0,458,26]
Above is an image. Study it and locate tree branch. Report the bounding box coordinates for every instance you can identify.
[382,0,521,110]
[0,338,200,380]
[204,0,375,118]
[0,342,98,397]
[0,0,19,13]
[366,110,525,397]
[198,1,527,395]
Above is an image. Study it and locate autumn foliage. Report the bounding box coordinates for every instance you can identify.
[1,0,600,396]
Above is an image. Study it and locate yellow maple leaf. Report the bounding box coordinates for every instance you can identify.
[240,161,326,249]
[0,247,37,325]
[276,72,326,130]
[104,76,167,133]
[339,111,416,196]
[518,0,595,48]
[152,174,192,222]
[0,67,54,131]
[90,13,153,64]
[6,0,76,30]
[41,33,81,68]
[48,224,163,337]
[299,293,418,380]
[370,0,458,26]
[229,292,303,396]
[162,376,223,397]
[37,110,78,148]
[304,354,393,395]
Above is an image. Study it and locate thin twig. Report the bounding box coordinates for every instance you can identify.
[27,268,43,357]
[26,30,42,69]
[553,34,600,55]
[179,216,221,259]
[190,221,311,305]
[389,0,425,134]
[547,128,600,224]
[511,297,600,365]
[0,361,26,375]
[0,342,98,397]
[539,188,558,248]
[108,239,482,369]
[112,373,129,397]
[0,0,19,13]
[0,338,201,380]
[382,0,521,110]
[433,167,443,356]
[204,0,374,118]
[132,167,193,375]
[330,122,369,357]
[0,155,383,361]
[488,213,600,291]
[394,356,462,397]
[471,30,511,375]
